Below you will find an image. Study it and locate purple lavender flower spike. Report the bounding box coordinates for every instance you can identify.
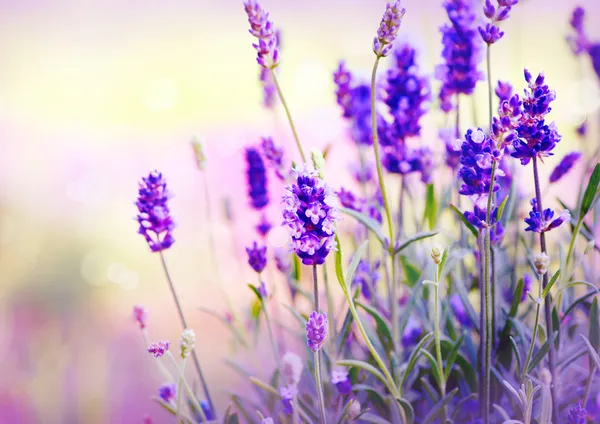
[246,241,267,273]
[244,0,279,69]
[132,305,148,330]
[568,402,588,424]
[331,368,353,395]
[402,318,422,348]
[549,152,581,183]
[260,136,287,180]
[259,30,281,107]
[337,188,365,212]
[158,383,177,403]
[147,341,170,358]
[567,7,589,56]
[373,1,406,57]
[478,0,517,45]
[282,165,339,265]
[306,311,328,352]
[135,171,176,253]
[256,214,272,237]
[479,23,504,44]
[577,120,587,137]
[524,198,570,233]
[450,294,471,327]
[333,61,354,118]
[280,385,297,415]
[521,274,532,302]
[589,43,600,82]
[495,80,513,101]
[246,147,269,210]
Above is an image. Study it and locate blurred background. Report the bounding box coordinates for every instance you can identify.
[0,0,599,422]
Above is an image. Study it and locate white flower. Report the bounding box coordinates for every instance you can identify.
[180,329,196,358]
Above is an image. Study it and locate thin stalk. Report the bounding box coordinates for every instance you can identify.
[565,218,583,273]
[167,352,208,423]
[532,157,558,421]
[159,252,215,417]
[397,177,405,240]
[176,358,187,424]
[491,247,497,356]
[258,273,280,366]
[521,275,542,383]
[312,265,327,424]
[433,265,447,422]
[478,231,486,412]
[270,69,306,162]
[370,55,398,353]
[323,266,336,351]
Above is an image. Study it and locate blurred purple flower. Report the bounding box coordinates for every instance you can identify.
[261,136,287,180]
[147,341,170,358]
[306,311,328,352]
[280,385,297,415]
[135,170,175,253]
[332,368,353,395]
[352,259,381,300]
[373,1,406,57]
[495,80,513,101]
[132,305,148,330]
[158,383,176,403]
[337,188,365,212]
[450,294,471,327]
[256,214,272,237]
[549,152,581,183]
[246,147,270,210]
[246,241,267,274]
[402,316,422,348]
[567,7,589,56]
[244,0,279,68]
[568,402,588,424]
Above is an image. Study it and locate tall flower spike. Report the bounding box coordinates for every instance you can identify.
[132,305,148,330]
[478,0,518,45]
[282,165,339,265]
[259,30,281,107]
[135,171,175,253]
[306,311,328,352]
[245,147,269,210]
[260,137,287,180]
[246,241,267,273]
[373,1,406,57]
[244,0,279,68]
[549,151,581,183]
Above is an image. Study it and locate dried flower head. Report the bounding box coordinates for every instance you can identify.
[135,171,175,253]
[373,1,406,57]
[533,252,550,275]
[431,244,444,264]
[306,311,328,352]
[180,329,196,359]
[132,305,148,330]
[147,341,170,358]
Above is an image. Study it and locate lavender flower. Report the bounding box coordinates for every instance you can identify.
[331,368,353,395]
[282,165,339,265]
[436,0,484,111]
[281,352,303,386]
[495,80,513,101]
[260,137,287,180]
[440,128,461,170]
[246,241,267,273]
[306,311,328,352]
[524,198,570,233]
[549,152,581,183]
[450,294,471,327]
[132,305,147,330]
[567,7,589,56]
[373,1,406,57]
[256,214,272,237]
[478,0,518,45]
[519,274,532,302]
[147,341,170,358]
[280,385,297,415]
[352,259,381,300]
[350,162,374,183]
[402,316,422,347]
[274,248,291,274]
[258,30,280,107]
[337,188,365,212]
[158,383,177,403]
[244,0,279,68]
[590,43,600,81]
[135,171,175,253]
[568,402,588,424]
[246,147,269,210]
[333,61,354,118]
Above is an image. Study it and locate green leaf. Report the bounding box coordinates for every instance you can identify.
[336,308,354,355]
[396,398,415,424]
[437,246,450,282]
[335,234,347,294]
[395,231,439,254]
[580,163,600,218]
[340,206,387,248]
[562,291,600,323]
[500,278,524,342]
[250,298,262,319]
[528,331,558,373]
[542,269,561,299]
[336,359,388,388]
[356,300,394,353]
[444,334,465,380]
[292,254,301,282]
[400,255,422,287]
[454,352,478,392]
[450,203,478,237]
[590,298,600,369]
[247,284,263,302]
[346,240,369,288]
[581,334,600,370]
[423,183,437,230]
[400,333,433,390]
[509,336,522,376]
[421,349,442,388]
[422,388,459,424]
[496,194,510,223]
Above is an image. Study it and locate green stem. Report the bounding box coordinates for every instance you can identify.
[565,218,583,274]
[270,69,307,163]
[167,352,208,423]
[312,265,327,424]
[521,275,542,383]
[433,265,447,422]
[259,274,280,367]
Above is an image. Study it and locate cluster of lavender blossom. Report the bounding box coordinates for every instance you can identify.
[127,1,600,423]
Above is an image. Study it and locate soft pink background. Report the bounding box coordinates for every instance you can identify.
[0,0,599,422]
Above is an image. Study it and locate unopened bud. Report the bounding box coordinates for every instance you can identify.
[431,244,444,265]
[191,137,206,171]
[533,252,550,275]
[311,149,326,179]
[180,329,196,359]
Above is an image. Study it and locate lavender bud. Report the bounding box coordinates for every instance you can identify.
[567,402,587,424]
[132,305,148,330]
[549,152,581,183]
[135,171,175,253]
[179,329,196,359]
[246,241,267,274]
[373,1,406,57]
[533,252,550,276]
[306,311,328,352]
[147,341,170,358]
[431,244,444,264]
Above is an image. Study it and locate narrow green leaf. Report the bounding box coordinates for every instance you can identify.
[590,298,600,369]
[340,206,387,247]
[454,353,478,392]
[397,398,415,424]
[542,269,561,299]
[336,359,388,388]
[552,307,560,349]
[400,255,422,287]
[449,203,478,237]
[334,233,347,295]
[509,336,522,375]
[437,246,450,282]
[528,331,558,373]
[395,231,439,254]
[581,334,600,370]
[421,349,442,388]
[423,183,437,230]
[580,163,600,218]
[562,291,600,323]
[500,278,524,342]
[335,308,354,355]
[444,334,465,380]
[496,194,510,223]
[422,388,459,424]
[359,413,392,424]
[346,240,369,288]
[356,300,393,352]
[400,333,433,390]
[247,284,263,301]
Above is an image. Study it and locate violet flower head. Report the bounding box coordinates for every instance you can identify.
[337,187,365,212]
[521,274,532,302]
[246,147,269,210]
[495,80,513,101]
[261,136,287,180]
[479,23,504,44]
[524,198,570,233]
[158,383,177,403]
[280,385,297,415]
[244,0,279,68]
[402,316,422,347]
[256,214,272,237]
[282,165,339,265]
[567,402,588,424]
[246,241,267,274]
[436,0,484,111]
[135,171,175,253]
[147,341,170,358]
[132,305,148,330]
[333,61,354,118]
[577,120,587,137]
[306,311,328,352]
[567,7,589,56]
[273,248,291,274]
[450,294,471,327]
[549,151,581,183]
[440,128,462,170]
[331,368,353,395]
[373,1,407,57]
[478,0,518,45]
[590,43,600,82]
[258,30,281,107]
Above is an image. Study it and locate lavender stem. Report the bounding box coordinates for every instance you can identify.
[159,251,216,417]
[532,157,559,422]
[270,69,307,162]
[259,273,280,366]
[312,265,327,424]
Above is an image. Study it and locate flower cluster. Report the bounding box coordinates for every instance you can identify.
[567,402,588,424]
[147,341,170,358]
[260,136,287,180]
[331,368,352,395]
[244,0,279,68]
[132,305,148,330]
[158,383,177,403]
[479,0,518,45]
[135,171,176,253]
[373,1,406,57]
[549,151,581,183]
[282,166,339,265]
[436,0,484,111]
[306,311,328,352]
[567,7,600,81]
[258,30,281,107]
[246,241,267,273]
[245,146,269,209]
[524,199,570,234]
[180,329,196,359]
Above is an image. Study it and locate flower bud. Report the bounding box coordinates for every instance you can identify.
[431,244,444,265]
[180,329,196,359]
[533,252,550,275]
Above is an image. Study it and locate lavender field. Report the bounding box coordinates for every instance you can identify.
[1,0,600,423]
